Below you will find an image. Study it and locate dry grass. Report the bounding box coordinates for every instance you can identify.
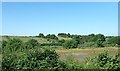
[56,47,119,62]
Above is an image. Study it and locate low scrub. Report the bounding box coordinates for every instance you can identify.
[2,48,67,71]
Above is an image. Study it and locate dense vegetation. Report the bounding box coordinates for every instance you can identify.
[36,33,120,48]
[1,33,120,70]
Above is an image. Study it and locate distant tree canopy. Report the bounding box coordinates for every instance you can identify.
[93,34,105,42]
[36,33,119,48]
[106,36,120,46]
[58,33,71,38]
[63,40,78,49]
[45,34,58,40]
[38,33,44,38]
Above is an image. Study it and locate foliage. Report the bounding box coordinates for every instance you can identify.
[106,36,120,46]
[25,39,39,49]
[38,33,44,38]
[79,42,97,48]
[72,35,81,44]
[63,40,78,49]
[1,35,120,70]
[58,33,71,38]
[93,34,105,42]
[45,34,58,40]
[2,38,24,52]
[58,39,65,45]
[96,39,104,47]
[2,48,67,71]
[41,43,61,46]
[90,51,120,69]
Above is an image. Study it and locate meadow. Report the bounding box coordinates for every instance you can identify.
[0,33,120,70]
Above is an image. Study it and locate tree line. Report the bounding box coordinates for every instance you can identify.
[36,33,120,48]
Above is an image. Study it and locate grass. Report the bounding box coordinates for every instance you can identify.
[1,36,119,63]
[0,36,51,43]
[55,47,118,62]
[58,37,72,40]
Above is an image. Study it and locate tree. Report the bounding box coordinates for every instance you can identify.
[45,34,58,40]
[25,39,39,49]
[88,34,95,42]
[58,39,65,45]
[72,35,81,44]
[63,40,78,49]
[67,33,71,38]
[93,34,105,42]
[58,33,70,38]
[106,36,120,46]
[96,39,104,47]
[38,33,44,38]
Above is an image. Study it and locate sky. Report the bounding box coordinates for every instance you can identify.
[2,2,118,36]
[2,0,120,2]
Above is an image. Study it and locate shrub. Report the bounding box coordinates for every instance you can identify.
[45,34,58,40]
[63,40,78,49]
[96,39,104,47]
[90,51,120,69]
[58,39,65,45]
[38,33,44,38]
[25,39,39,49]
[80,42,97,48]
[2,48,67,71]
[41,43,61,46]
[3,38,24,52]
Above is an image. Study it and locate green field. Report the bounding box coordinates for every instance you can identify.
[1,35,120,70]
[1,36,119,62]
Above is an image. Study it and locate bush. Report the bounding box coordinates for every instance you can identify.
[79,42,97,48]
[96,39,104,47]
[2,38,24,52]
[41,43,61,46]
[38,33,44,38]
[58,39,65,45]
[25,39,39,49]
[58,33,71,38]
[45,34,58,40]
[90,51,120,69]
[63,40,78,49]
[2,48,67,71]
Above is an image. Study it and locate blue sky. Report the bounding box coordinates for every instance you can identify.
[2,2,118,36]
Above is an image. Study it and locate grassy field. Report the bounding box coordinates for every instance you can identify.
[0,36,71,43]
[1,36,119,63]
[55,47,118,62]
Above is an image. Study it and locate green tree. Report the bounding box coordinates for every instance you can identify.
[45,34,58,40]
[58,33,70,38]
[63,40,78,49]
[93,34,105,42]
[107,36,120,46]
[38,33,44,38]
[58,39,65,45]
[72,35,81,44]
[25,39,39,49]
[96,39,104,47]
